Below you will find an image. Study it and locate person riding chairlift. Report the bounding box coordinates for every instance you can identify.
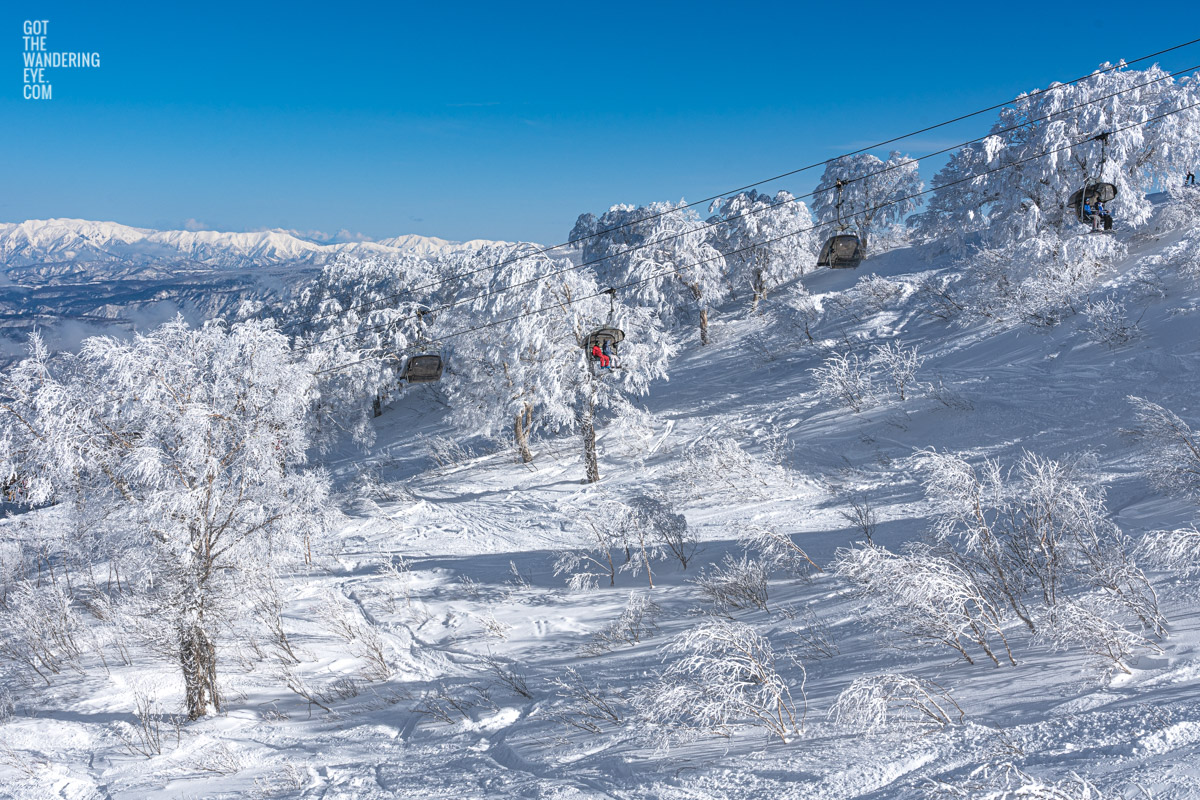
[1096,200,1114,231]
[591,341,611,369]
[1083,200,1102,232]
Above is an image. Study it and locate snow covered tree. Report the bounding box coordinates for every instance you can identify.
[442,244,675,480]
[289,254,444,445]
[960,230,1127,327]
[571,201,728,345]
[920,449,1163,646]
[915,64,1200,250]
[811,152,923,254]
[706,190,818,310]
[555,491,689,589]
[0,319,331,719]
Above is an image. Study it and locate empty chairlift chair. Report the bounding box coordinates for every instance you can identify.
[402,353,444,383]
[816,234,865,269]
[816,179,865,269]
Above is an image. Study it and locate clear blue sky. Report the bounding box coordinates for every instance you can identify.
[4,0,1197,244]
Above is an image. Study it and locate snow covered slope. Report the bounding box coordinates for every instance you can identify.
[4,204,1200,799]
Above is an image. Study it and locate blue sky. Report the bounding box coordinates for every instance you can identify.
[4,0,1197,243]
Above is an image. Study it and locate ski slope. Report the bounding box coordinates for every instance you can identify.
[4,202,1200,799]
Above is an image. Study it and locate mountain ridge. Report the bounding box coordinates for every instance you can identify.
[0,218,512,269]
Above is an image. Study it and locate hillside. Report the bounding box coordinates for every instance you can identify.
[4,197,1200,798]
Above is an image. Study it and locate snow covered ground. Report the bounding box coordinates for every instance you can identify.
[5,203,1200,799]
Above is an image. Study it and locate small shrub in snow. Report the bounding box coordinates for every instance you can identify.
[738,524,820,578]
[476,611,512,641]
[833,542,1014,666]
[548,667,625,733]
[925,761,1116,799]
[693,555,770,614]
[850,275,907,315]
[637,619,804,744]
[630,495,695,572]
[249,577,300,666]
[915,274,968,321]
[779,291,822,343]
[830,673,964,733]
[280,668,333,716]
[505,559,534,594]
[315,593,391,680]
[585,592,662,655]
[1041,596,1163,675]
[555,496,678,590]
[921,449,1163,641]
[419,434,475,472]
[480,653,533,699]
[812,351,876,412]
[1128,397,1200,503]
[670,423,779,500]
[0,580,85,685]
[928,374,974,411]
[190,740,247,776]
[555,511,623,591]
[111,684,182,758]
[1138,525,1200,575]
[378,554,414,610]
[252,761,308,796]
[870,341,926,400]
[838,495,879,543]
[413,682,495,726]
[781,606,839,659]
[1083,297,1135,347]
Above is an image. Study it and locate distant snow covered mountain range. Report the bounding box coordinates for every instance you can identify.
[0,218,507,269]
[0,219,511,355]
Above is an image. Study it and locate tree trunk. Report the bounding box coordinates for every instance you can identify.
[180,620,219,720]
[372,396,382,418]
[699,308,710,346]
[580,388,599,484]
[751,272,766,314]
[514,403,534,464]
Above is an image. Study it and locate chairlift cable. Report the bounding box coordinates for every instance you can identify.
[296,60,1200,351]
[287,40,1200,333]
[297,64,1200,357]
[313,98,1200,376]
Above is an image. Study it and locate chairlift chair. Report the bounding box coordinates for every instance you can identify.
[584,327,624,375]
[1069,132,1118,230]
[402,353,444,383]
[1068,182,1118,225]
[815,179,865,269]
[816,234,865,269]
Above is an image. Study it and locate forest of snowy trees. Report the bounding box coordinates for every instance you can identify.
[4,61,1200,797]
